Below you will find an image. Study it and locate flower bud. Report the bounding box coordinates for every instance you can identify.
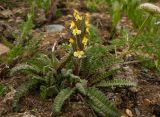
[139,3,160,15]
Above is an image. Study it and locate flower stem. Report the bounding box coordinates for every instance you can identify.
[74,59,81,76]
[129,15,152,50]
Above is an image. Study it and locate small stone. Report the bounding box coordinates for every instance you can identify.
[135,107,141,116]
[46,24,65,33]
[0,43,10,56]
[126,109,133,117]
[144,98,151,105]
[129,87,139,93]
[23,112,36,117]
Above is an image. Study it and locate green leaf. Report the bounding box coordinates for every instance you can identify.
[52,88,75,115]
[87,87,120,117]
[76,83,86,95]
[10,64,41,76]
[88,99,106,117]
[112,1,122,28]
[96,79,137,87]
[7,45,23,64]
[13,79,39,112]
[91,70,117,84]
[40,85,59,99]
[0,84,7,96]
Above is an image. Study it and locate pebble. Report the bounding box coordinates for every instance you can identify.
[129,87,139,93]
[0,43,9,56]
[135,107,141,116]
[126,109,133,117]
[23,112,36,117]
[144,98,151,105]
[46,24,65,33]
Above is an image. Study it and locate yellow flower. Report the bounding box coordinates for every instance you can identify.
[82,36,88,46]
[73,9,79,16]
[85,20,90,27]
[69,38,74,44]
[85,13,90,19]
[70,21,75,29]
[75,15,82,21]
[74,50,84,58]
[85,19,90,34]
[73,9,82,21]
[72,27,81,36]
[85,13,90,25]
[86,27,90,34]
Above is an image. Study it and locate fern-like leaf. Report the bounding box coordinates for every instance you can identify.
[88,99,106,117]
[96,79,137,87]
[81,45,117,76]
[10,64,41,76]
[12,79,39,112]
[29,54,51,68]
[52,88,75,115]
[76,83,86,95]
[87,87,120,117]
[91,70,117,84]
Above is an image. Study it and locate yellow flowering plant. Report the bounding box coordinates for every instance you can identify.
[68,9,90,75]
[51,12,134,116]
[10,9,136,117]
